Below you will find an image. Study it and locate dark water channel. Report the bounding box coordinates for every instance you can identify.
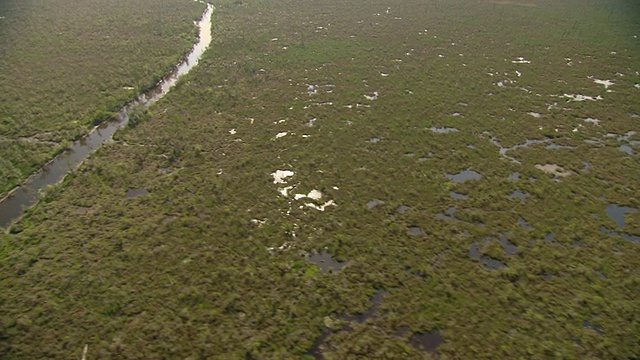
[0,4,213,229]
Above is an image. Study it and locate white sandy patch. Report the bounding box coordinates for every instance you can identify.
[275,132,288,139]
[546,102,572,111]
[250,219,266,227]
[267,242,292,254]
[635,84,640,89]
[364,91,379,100]
[593,79,614,89]
[294,189,322,200]
[527,112,541,118]
[304,200,336,211]
[381,72,389,77]
[122,86,135,90]
[515,70,522,77]
[271,170,294,184]
[229,129,237,134]
[583,118,600,126]
[535,164,573,177]
[562,94,603,102]
[512,57,531,64]
[279,186,294,197]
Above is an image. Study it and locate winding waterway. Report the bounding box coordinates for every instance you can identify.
[0,4,213,229]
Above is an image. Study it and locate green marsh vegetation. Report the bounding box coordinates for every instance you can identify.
[2,0,640,358]
[0,0,205,196]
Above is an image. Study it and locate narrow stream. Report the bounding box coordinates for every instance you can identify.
[0,4,213,229]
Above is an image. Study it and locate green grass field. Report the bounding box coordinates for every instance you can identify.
[0,0,204,196]
[1,0,639,358]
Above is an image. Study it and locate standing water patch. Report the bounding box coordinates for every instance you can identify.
[306,249,349,273]
[583,320,605,335]
[408,226,426,236]
[601,227,640,244]
[409,331,444,355]
[450,191,469,200]
[437,206,457,221]
[510,190,526,203]
[397,204,411,214]
[499,233,520,256]
[124,188,148,199]
[605,204,637,228]
[350,290,386,324]
[602,204,640,244]
[518,217,533,230]
[446,169,482,182]
[468,244,506,270]
[619,145,634,155]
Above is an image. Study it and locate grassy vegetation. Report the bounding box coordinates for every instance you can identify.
[2,0,640,358]
[0,0,205,196]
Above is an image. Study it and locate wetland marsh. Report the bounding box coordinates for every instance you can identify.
[0,3,213,228]
[1,0,639,358]
[0,0,206,197]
